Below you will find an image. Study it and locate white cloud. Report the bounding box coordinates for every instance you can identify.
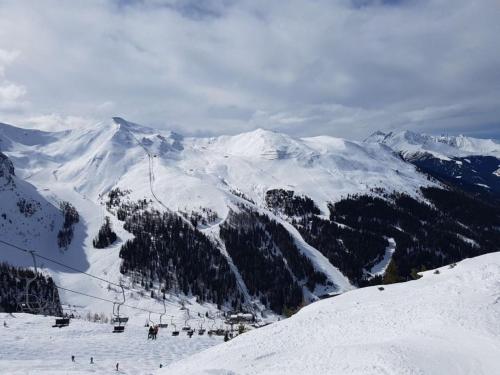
[0,0,499,138]
[0,48,26,110]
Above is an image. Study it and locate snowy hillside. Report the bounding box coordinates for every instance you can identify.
[1,118,429,216]
[162,252,500,375]
[0,151,66,266]
[1,117,499,321]
[0,118,432,312]
[365,130,500,159]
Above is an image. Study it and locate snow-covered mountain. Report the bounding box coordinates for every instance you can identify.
[162,251,500,375]
[365,130,500,160]
[1,118,499,321]
[366,130,500,199]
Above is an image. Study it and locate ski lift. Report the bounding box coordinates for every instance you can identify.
[52,293,70,328]
[207,315,216,336]
[215,322,226,336]
[148,311,155,327]
[181,308,192,331]
[182,321,191,331]
[158,299,168,328]
[18,251,50,315]
[112,284,128,333]
[198,318,206,335]
[171,316,179,336]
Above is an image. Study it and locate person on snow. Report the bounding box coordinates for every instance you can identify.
[148,325,154,339]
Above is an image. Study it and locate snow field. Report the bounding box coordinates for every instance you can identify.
[0,313,225,374]
[161,252,500,375]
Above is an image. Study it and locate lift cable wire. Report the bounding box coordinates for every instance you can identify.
[0,238,178,317]
[0,238,123,289]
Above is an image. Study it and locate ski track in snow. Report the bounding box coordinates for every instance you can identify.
[370,237,396,276]
[0,313,224,375]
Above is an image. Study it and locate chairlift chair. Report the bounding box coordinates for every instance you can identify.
[181,308,192,331]
[158,299,168,328]
[171,317,179,336]
[112,284,128,333]
[198,318,206,335]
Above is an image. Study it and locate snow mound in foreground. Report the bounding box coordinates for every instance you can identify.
[162,252,500,375]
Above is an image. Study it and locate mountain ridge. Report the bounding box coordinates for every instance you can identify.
[1,117,499,319]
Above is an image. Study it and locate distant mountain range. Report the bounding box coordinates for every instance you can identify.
[365,130,500,200]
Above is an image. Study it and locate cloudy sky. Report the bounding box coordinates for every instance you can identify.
[0,0,499,139]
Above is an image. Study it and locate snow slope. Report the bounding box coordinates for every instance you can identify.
[162,252,500,375]
[0,117,435,312]
[0,312,226,375]
[1,118,431,217]
[366,130,500,159]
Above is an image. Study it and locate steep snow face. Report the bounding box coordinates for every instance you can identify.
[1,118,431,217]
[0,152,68,268]
[365,130,500,159]
[162,252,500,375]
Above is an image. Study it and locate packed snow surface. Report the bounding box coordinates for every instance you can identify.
[0,313,225,374]
[162,252,500,375]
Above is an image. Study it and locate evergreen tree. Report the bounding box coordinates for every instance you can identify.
[93,216,117,248]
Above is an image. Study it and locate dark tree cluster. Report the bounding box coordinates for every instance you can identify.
[180,207,219,228]
[57,201,79,249]
[93,216,118,248]
[116,200,239,309]
[296,213,388,284]
[0,262,62,315]
[220,206,328,314]
[266,189,321,217]
[17,198,40,217]
[407,154,500,204]
[105,187,132,210]
[321,187,500,285]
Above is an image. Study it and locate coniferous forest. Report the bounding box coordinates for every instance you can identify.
[104,182,500,313]
[274,186,500,286]
[107,189,240,309]
[220,206,328,314]
[0,262,62,315]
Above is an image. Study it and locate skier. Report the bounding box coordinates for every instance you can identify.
[148,325,154,339]
[3,321,7,327]
[116,362,119,371]
[71,355,75,362]
[90,357,94,364]
[153,325,159,340]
